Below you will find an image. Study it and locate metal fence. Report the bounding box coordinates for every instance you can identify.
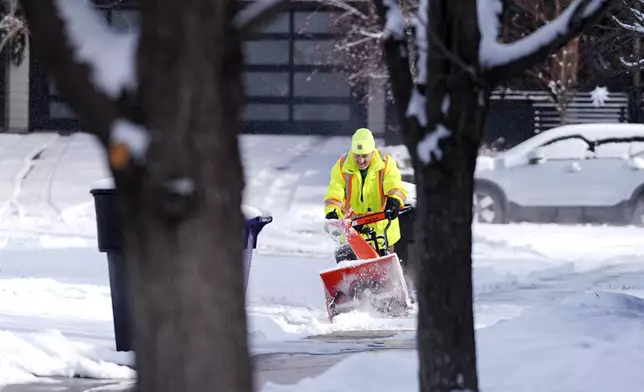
[485,90,630,149]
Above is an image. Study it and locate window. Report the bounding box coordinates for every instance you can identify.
[294,72,350,97]
[538,138,589,160]
[593,142,630,159]
[294,11,336,34]
[111,10,140,32]
[257,12,290,33]
[293,104,350,121]
[244,73,290,97]
[243,104,289,120]
[244,41,289,65]
[293,40,339,65]
[49,102,77,119]
[49,80,58,95]
[630,142,644,157]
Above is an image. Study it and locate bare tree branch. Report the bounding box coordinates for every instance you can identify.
[234,0,290,38]
[319,0,370,19]
[481,0,617,83]
[428,30,479,80]
[0,16,24,54]
[19,0,123,145]
[373,0,414,134]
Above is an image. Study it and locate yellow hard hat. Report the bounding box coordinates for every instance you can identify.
[351,128,375,155]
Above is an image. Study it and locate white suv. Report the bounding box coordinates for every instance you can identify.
[474,123,644,225]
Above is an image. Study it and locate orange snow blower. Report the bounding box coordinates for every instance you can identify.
[320,206,413,321]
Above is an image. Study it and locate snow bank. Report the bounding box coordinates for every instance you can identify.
[261,350,417,392]
[262,291,644,392]
[4,133,644,389]
[247,204,337,257]
[248,306,332,342]
[0,278,113,321]
[477,291,644,391]
[474,222,644,262]
[0,329,134,386]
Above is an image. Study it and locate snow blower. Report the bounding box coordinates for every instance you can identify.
[319,206,413,322]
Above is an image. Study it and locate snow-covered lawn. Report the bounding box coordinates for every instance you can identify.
[1,133,644,391]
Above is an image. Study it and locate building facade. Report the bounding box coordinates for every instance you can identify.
[0,1,637,147]
[3,0,379,136]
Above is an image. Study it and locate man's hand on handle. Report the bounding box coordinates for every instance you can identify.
[384,197,401,220]
[326,210,339,220]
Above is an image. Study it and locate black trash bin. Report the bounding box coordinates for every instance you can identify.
[90,183,273,352]
[90,186,130,352]
[396,204,416,265]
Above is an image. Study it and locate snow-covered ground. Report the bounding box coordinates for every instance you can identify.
[1,133,644,391]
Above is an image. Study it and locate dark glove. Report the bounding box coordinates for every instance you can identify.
[326,210,339,220]
[384,197,401,219]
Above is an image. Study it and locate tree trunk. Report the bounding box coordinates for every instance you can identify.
[413,1,486,391]
[414,118,483,392]
[368,0,614,390]
[116,0,252,391]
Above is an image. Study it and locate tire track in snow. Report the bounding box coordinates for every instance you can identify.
[273,136,329,172]
[243,136,335,256]
[44,136,72,218]
[244,136,330,212]
[0,136,60,222]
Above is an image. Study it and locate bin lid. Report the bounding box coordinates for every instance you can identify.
[242,204,271,220]
[90,178,116,195]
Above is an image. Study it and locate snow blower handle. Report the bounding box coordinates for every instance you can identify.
[350,205,413,228]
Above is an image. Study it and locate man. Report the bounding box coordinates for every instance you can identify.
[324,128,408,263]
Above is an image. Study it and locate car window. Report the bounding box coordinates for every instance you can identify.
[630,141,644,157]
[539,138,589,160]
[593,142,630,159]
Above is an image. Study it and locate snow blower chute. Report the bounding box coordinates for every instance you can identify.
[320,206,413,321]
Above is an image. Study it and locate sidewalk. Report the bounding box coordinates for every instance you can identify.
[0,132,352,231]
[0,351,353,392]
[0,132,409,391]
[0,132,353,253]
[2,347,416,392]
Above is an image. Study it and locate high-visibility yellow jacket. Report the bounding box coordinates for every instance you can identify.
[324,149,408,247]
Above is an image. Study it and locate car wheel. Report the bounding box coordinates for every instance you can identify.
[473,186,505,224]
[631,199,644,226]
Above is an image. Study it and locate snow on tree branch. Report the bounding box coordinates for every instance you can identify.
[590,86,609,107]
[0,0,27,65]
[234,0,289,38]
[478,0,616,82]
[620,56,644,67]
[372,0,414,135]
[20,0,150,166]
[611,13,644,33]
[111,119,150,163]
[477,0,503,53]
[382,0,405,39]
[319,0,370,20]
[410,0,427,84]
[54,0,138,99]
[417,125,451,164]
[407,89,428,126]
[406,0,428,127]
